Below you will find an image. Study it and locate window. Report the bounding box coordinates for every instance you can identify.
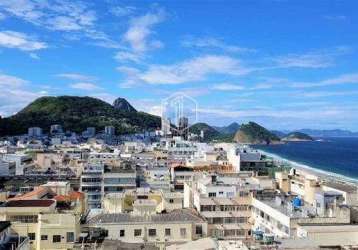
[28,233,35,241]
[66,232,74,243]
[41,235,48,241]
[11,215,37,223]
[237,229,245,236]
[208,192,216,197]
[148,229,156,237]
[53,235,61,243]
[219,191,224,195]
[120,230,125,237]
[195,225,202,235]
[165,228,171,236]
[238,217,247,223]
[180,228,187,238]
[169,199,174,203]
[134,229,142,237]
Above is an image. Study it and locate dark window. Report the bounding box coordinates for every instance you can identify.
[208,192,216,197]
[148,229,156,237]
[41,235,48,240]
[134,229,142,237]
[169,199,174,203]
[66,232,74,242]
[195,225,202,235]
[165,228,171,236]
[120,230,125,237]
[28,233,35,241]
[53,235,61,243]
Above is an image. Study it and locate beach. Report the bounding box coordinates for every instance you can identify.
[256,148,358,186]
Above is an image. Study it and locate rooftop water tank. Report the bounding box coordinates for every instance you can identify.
[292,197,302,208]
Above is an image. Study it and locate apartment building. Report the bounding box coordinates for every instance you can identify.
[0,191,84,250]
[2,153,33,175]
[102,166,137,194]
[87,209,207,244]
[184,173,254,240]
[80,164,103,209]
[103,189,183,214]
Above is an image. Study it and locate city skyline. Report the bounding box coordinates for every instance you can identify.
[1,0,358,130]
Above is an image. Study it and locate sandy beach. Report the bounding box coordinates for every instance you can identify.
[256,148,358,186]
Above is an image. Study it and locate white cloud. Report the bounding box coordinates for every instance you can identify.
[114,51,142,63]
[0,73,46,117]
[130,98,161,116]
[0,73,28,87]
[182,37,255,53]
[114,8,166,63]
[70,82,101,91]
[110,6,136,17]
[301,90,358,98]
[274,52,333,68]
[29,52,40,59]
[291,73,358,88]
[273,47,351,69]
[119,55,252,85]
[197,105,357,121]
[0,0,97,31]
[123,9,165,53]
[0,30,47,51]
[0,0,112,45]
[56,73,96,82]
[212,83,245,91]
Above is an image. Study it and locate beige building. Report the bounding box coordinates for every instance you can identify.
[103,189,183,214]
[0,184,86,250]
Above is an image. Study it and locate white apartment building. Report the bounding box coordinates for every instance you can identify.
[251,191,351,238]
[184,173,253,240]
[2,153,33,175]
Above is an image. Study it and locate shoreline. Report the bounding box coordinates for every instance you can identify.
[255,148,358,185]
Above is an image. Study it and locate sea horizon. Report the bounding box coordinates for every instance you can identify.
[253,137,358,183]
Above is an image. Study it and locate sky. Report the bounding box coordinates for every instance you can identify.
[0,0,358,131]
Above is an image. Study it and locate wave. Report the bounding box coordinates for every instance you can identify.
[256,149,358,185]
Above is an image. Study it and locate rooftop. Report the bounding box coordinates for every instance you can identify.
[2,199,55,207]
[324,181,358,193]
[88,209,205,224]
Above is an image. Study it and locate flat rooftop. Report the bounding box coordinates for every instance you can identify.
[324,181,358,193]
[2,199,55,207]
[88,209,205,224]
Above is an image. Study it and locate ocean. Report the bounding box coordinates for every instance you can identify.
[253,137,358,180]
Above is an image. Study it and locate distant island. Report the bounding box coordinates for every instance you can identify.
[282,132,314,142]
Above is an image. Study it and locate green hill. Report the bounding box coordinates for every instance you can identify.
[234,122,281,144]
[0,96,160,136]
[189,123,221,141]
[214,122,240,134]
[282,132,313,141]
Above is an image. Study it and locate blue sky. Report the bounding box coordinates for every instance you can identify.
[1,0,358,131]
